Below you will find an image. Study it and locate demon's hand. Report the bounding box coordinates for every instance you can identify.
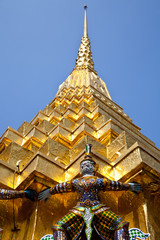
[129,182,142,194]
[38,188,51,202]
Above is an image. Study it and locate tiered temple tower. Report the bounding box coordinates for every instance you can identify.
[0,6,159,240]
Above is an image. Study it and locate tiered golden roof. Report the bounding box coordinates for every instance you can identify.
[0,5,159,240]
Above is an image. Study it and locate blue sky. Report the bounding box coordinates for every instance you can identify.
[0,0,159,149]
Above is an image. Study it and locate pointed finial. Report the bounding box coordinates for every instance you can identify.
[85,144,92,155]
[74,5,97,74]
[84,5,88,37]
[80,144,96,165]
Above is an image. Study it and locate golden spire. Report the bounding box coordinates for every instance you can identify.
[75,5,97,74]
[57,5,112,100]
[84,4,88,37]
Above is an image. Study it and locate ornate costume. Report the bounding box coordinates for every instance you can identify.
[39,144,142,240]
[51,176,130,240]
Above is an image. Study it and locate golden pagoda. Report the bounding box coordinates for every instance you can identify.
[0,5,159,240]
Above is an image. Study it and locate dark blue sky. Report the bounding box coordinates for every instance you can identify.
[0,0,159,148]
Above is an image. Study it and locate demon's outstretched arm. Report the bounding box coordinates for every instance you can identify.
[0,189,37,201]
[38,180,74,201]
[102,179,142,194]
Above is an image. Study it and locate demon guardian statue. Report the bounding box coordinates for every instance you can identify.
[39,144,142,240]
